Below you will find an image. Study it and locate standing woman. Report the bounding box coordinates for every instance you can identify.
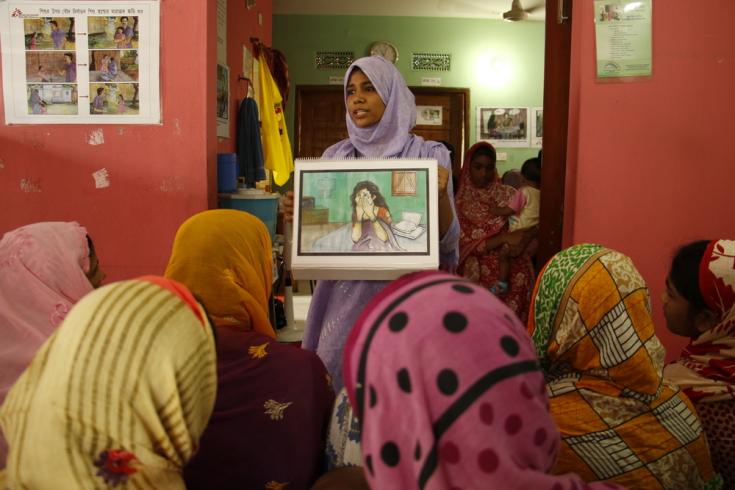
[0,277,216,488]
[664,239,735,487]
[0,221,104,469]
[303,55,460,393]
[455,141,535,323]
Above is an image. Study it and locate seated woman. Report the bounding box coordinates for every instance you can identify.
[455,142,535,323]
[350,180,401,252]
[164,209,334,490]
[0,221,104,469]
[663,239,735,487]
[324,270,622,489]
[0,277,216,488]
[528,244,720,489]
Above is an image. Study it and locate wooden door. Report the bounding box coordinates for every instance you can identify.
[294,86,469,178]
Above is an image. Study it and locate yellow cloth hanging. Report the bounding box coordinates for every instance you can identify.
[257,51,293,186]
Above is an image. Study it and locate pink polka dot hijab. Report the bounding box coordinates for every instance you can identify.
[343,271,623,490]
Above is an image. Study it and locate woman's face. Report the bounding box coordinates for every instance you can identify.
[356,188,374,207]
[469,154,496,188]
[661,277,699,337]
[346,69,385,128]
[86,248,106,289]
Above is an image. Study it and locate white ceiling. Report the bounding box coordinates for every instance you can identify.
[273,0,545,22]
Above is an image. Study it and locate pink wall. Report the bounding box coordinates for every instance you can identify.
[217,0,272,153]
[1,1,272,283]
[564,1,735,359]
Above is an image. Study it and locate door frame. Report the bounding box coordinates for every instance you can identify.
[538,0,573,266]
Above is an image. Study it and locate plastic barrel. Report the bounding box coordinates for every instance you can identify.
[217,153,238,193]
[218,191,280,241]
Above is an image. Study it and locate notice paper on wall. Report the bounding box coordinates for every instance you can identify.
[594,0,652,79]
[0,0,161,124]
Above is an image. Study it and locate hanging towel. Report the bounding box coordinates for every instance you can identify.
[236,98,265,186]
[257,51,293,186]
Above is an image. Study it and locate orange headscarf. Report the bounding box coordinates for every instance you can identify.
[164,209,275,337]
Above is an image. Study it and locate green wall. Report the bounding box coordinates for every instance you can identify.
[302,170,427,224]
[274,15,545,173]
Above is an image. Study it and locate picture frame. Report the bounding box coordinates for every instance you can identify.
[476,106,530,147]
[416,105,443,126]
[216,63,229,137]
[531,106,543,147]
[291,158,439,280]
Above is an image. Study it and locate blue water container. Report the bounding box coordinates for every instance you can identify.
[218,189,280,241]
[217,153,238,193]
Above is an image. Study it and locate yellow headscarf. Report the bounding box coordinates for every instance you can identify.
[164,209,276,338]
[0,279,217,489]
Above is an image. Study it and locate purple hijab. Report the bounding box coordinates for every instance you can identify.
[304,56,460,391]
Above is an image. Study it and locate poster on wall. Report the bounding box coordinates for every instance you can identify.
[531,107,543,147]
[476,106,530,148]
[0,0,160,124]
[594,0,652,79]
[216,63,229,137]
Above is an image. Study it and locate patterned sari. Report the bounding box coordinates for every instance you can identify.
[665,239,735,486]
[455,141,535,323]
[528,244,720,489]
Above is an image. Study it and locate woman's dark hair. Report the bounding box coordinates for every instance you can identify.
[670,240,710,313]
[350,180,389,214]
[472,145,496,165]
[86,234,96,256]
[97,87,104,95]
[521,157,541,184]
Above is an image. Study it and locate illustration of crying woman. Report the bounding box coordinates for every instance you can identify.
[350,180,402,252]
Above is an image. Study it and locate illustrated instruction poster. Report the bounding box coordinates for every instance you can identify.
[0,0,161,124]
[594,0,652,79]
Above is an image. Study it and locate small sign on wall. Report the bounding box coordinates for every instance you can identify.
[594,0,653,80]
[421,77,441,87]
[328,76,344,85]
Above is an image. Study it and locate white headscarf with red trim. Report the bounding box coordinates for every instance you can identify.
[666,239,735,402]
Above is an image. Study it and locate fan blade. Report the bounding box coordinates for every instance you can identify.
[524,1,545,13]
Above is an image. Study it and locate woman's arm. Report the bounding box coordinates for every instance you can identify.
[438,166,453,238]
[364,206,388,242]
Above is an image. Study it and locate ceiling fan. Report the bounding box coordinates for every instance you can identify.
[503,0,545,21]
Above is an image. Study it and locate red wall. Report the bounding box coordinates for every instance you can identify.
[217,0,272,153]
[0,1,272,283]
[564,1,735,359]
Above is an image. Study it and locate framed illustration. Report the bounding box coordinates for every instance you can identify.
[416,105,442,126]
[476,106,530,147]
[1,1,160,124]
[216,63,229,137]
[531,106,543,147]
[291,158,439,280]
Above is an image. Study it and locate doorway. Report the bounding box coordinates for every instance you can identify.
[294,86,469,178]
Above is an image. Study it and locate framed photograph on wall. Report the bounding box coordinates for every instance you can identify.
[531,106,543,147]
[476,106,530,147]
[416,105,443,126]
[216,64,229,137]
[291,158,439,280]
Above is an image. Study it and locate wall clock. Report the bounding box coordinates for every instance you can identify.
[369,41,398,63]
